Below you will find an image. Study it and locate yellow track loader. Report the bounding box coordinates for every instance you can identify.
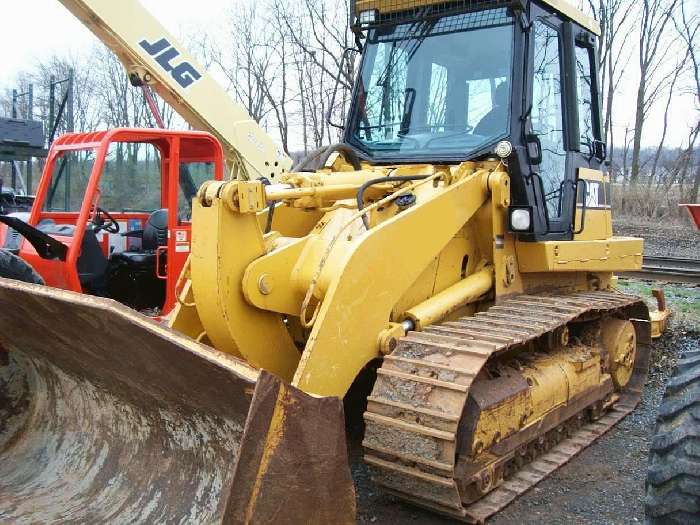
[0,1,657,523]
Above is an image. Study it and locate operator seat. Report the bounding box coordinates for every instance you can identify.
[77,225,109,290]
[110,209,168,267]
[106,209,168,310]
[473,81,509,137]
[142,209,169,251]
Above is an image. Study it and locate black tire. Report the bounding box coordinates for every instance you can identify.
[0,249,44,284]
[645,347,700,524]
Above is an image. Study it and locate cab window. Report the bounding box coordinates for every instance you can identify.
[44,149,96,212]
[531,20,566,221]
[100,142,162,212]
[350,8,514,159]
[575,44,595,151]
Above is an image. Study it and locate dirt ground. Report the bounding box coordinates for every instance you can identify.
[613,217,699,259]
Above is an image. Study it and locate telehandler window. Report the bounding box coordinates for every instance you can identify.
[44,149,96,212]
[100,142,161,212]
[178,161,214,222]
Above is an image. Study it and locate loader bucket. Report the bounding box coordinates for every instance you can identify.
[0,278,355,524]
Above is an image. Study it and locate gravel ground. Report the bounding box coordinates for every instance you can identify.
[613,217,699,259]
[352,320,699,525]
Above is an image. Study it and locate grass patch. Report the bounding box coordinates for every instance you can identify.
[616,279,700,331]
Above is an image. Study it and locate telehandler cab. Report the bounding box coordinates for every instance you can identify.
[0,128,224,313]
[0,1,685,524]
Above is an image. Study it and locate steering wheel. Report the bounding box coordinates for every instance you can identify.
[93,207,120,234]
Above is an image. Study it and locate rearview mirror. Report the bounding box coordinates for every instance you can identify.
[326,47,360,130]
[525,133,543,165]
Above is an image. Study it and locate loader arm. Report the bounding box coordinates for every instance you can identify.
[170,164,503,398]
[58,0,290,180]
[1,0,656,522]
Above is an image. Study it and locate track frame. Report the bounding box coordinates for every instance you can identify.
[363,291,651,523]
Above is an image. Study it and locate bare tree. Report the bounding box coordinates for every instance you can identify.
[276,0,355,148]
[648,54,688,184]
[630,0,680,183]
[673,0,699,203]
[209,3,274,124]
[255,6,294,155]
[585,0,636,162]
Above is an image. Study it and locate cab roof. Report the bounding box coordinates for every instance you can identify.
[353,0,601,36]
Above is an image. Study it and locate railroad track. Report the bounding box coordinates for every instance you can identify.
[620,256,700,284]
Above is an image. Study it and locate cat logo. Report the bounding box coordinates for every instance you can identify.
[139,37,202,89]
[586,181,600,208]
[577,179,611,209]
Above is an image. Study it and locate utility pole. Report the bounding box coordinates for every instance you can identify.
[48,72,75,143]
[67,69,74,132]
[10,85,35,193]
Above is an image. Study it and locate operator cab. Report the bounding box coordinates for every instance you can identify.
[347,0,606,241]
[16,129,224,314]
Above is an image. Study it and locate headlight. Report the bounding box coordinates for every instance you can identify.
[495,140,513,159]
[509,208,532,232]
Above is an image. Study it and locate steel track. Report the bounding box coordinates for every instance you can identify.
[620,256,700,284]
[362,292,651,523]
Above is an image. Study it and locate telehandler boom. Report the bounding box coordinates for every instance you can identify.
[0,1,658,523]
[58,0,290,180]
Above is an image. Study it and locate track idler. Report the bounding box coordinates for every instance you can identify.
[0,278,355,523]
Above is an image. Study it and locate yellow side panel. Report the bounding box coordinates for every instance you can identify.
[575,210,612,241]
[574,168,613,241]
[516,237,643,273]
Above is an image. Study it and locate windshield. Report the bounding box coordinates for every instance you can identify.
[178,161,214,222]
[45,149,96,212]
[100,142,162,212]
[348,8,515,160]
[44,142,163,213]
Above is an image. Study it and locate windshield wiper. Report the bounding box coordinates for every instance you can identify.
[398,88,416,136]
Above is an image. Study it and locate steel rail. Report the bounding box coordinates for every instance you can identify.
[620,256,700,285]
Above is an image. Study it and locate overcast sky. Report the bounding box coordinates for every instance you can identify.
[0,0,696,149]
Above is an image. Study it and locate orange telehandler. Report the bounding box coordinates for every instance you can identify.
[0,128,224,314]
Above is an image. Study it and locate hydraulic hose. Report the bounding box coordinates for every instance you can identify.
[259,177,275,234]
[294,143,367,172]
